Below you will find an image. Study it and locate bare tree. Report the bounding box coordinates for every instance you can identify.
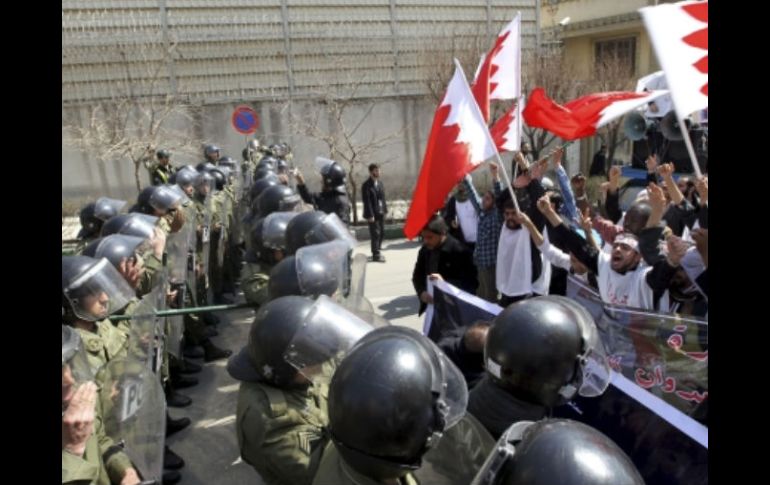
[520,45,582,161]
[419,24,490,104]
[588,54,638,167]
[288,74,406,225]
[64,40,203,193]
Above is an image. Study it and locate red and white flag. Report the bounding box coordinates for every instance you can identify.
[404,60,497,239]
[490,98,524,153]
[471,13,522,122]
[640,1,708,118]
[522,88,670,140]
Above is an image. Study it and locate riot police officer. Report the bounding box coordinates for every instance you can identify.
[468,296,610,438]
[62,325,143,485]
[229,296,374,485]
[268,240,350,301]
[295,157,351,224]
[312,325,470,485]
[203,144,221,164]
[241,213,297,307]
[75,202,103,253]
[470,419,645,485]
[62,255,137,374]
[284,211,356,256]
[150,148,177,186]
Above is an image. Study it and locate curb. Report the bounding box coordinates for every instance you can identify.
[351,223,405,241]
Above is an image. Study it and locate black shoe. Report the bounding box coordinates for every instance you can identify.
[180,359,202,374]
[165,389,192,408]
[203,313,220,326]
[374,255,386,262]
[163,470,182,484]
[183,345,204,359]
[204,326,219,337]
[166,415,191,437]
[203,340,233,362]
[171,375,199,389]
[164,446,185,470]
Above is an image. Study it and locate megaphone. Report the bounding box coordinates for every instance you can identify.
[623,112,651,141]
[660,112,689,141]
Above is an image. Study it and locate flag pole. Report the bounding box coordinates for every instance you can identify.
[453,58,520,212]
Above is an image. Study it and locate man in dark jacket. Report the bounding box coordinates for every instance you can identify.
[361,163,387,262]
[295,159,351,224]
[412,215,477,340]
[437,320,490,390]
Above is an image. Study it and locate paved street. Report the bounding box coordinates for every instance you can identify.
[167,238,422,484]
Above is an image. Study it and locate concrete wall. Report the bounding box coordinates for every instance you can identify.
[62,95,436,202]
[62,0,540,205]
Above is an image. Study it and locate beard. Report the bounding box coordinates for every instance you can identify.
[505,220,521,230]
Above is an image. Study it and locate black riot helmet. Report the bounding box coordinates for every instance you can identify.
[261,212,299,252]
[254,168,281,185]
[193,171,215,197]
[484,297,610,408]
[82,235,147,269]
[249,218,277,264]
[93,197,127,222]
[256,185,301,218]
[78,203,102,239]
[275,158,289,174]
[173,167,198,189]
[328,326,469,481]
[196,161,217,173]
[209,168,226,191]
[135,187,157,214]
[226,296,316,387]
[317,157,347,193]
[100,213,158,239]
[149,185,183,214]
[257,155,278,172]
[471,419,645,485]
[284,210,328,255]
[203,144,220,161]
[218,157,239,178]
[62,255,136,322]
[156,149,171,160]
[267,239,350,300]
[268,256,336,300]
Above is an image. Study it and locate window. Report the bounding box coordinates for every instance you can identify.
[594,37,636,76]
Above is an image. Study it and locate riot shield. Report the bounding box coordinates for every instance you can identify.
[346,253,367,300]
[305,213,357,250]
[125,296,158,370]
[183,204,198,300]
[416,413,496,485]
[216,193,228,270]
[199,193,213,287]
[164,211,189,360]
[283,295,375,382]
[295,240,351,298]
[98,356,166,484]
[339,295,391,328]
[165,221,191,287]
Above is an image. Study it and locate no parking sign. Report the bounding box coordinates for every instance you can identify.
[231,106,259,135]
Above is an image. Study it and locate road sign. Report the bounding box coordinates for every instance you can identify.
[231,106,259,135]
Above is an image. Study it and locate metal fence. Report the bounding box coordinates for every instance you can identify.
[62,0,539,105]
